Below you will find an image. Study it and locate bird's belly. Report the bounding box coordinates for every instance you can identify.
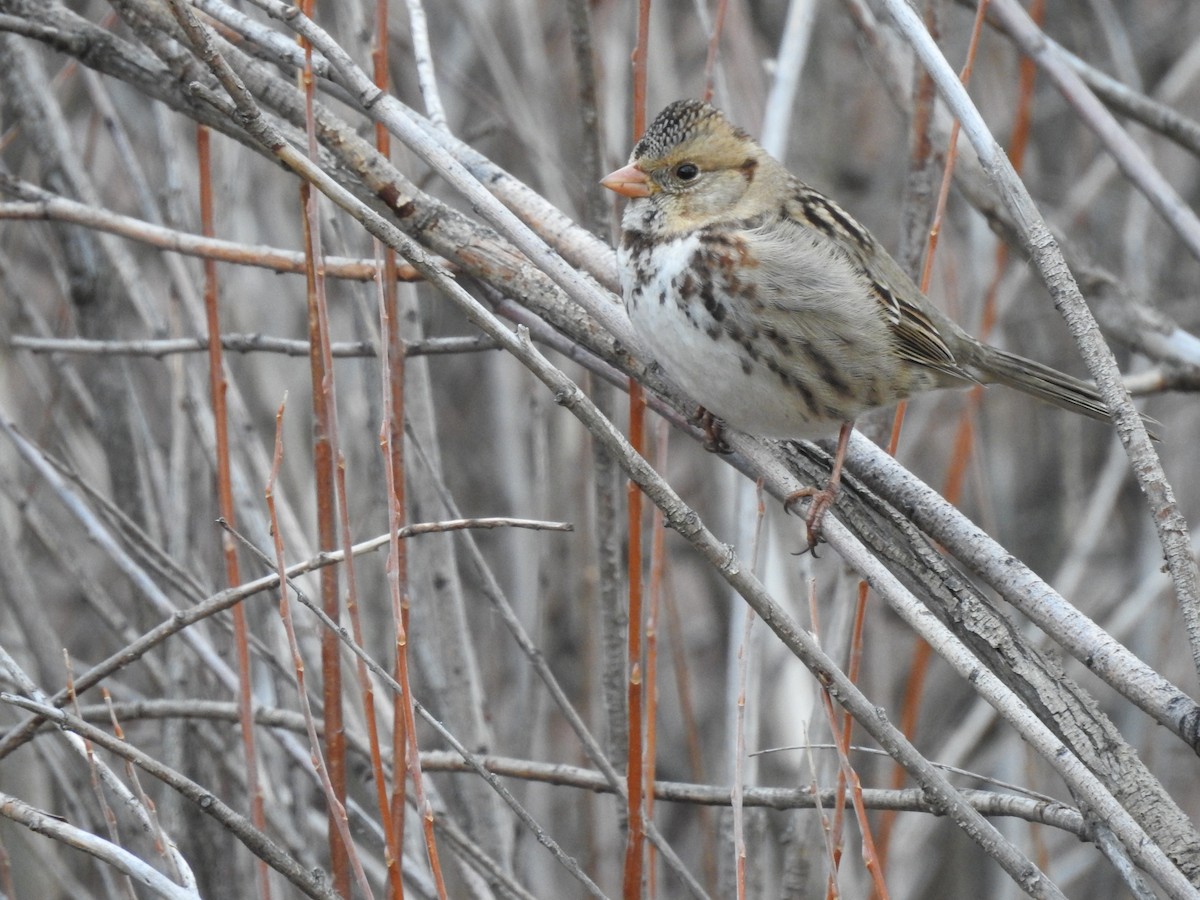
[624,236,854,440]
[639,308,837,438]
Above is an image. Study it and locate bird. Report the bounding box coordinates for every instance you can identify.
[601,99,1135,547]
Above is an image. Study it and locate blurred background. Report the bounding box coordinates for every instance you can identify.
[1,0,1199,897]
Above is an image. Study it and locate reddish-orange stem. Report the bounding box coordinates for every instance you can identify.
[644,421,671,897]
[702,0,730,103]
[293,14,410,895]
[198,123,269,900]
[624,2,652,895]
[624,380,646,899]
[294,4,350,889]
[372,1,411,896]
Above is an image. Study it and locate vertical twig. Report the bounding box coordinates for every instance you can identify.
[880,0,1200,680]
[372,2,412,896]
[805,585,841,896]
[624,2,653,896]
[193,112,270,900]
[644,420,669,897]
[701,0,729,103]
[566,0,609,235]
[67,654,137,900]
[824,585,870,898]
[401,0,446,128]
[100,690,184,888]
[297,38,408,900]
[625,397,647,900]
[293,3,349,892]
[265,398,374,899]
[878,1,992,879]
[760,0,818,158]
[662,586,714,891]
[731,482,767,899]
[569,0,628,865]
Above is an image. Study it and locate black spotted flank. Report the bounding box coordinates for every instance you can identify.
[809,345,850,396]
[678,271,697,299]
[764,355,818,416]
[701,285,726,322]
[763,325,791,354]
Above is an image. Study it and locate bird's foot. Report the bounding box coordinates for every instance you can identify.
[697,407,732,454]
[784,484,839,555]
[783,421,854,555]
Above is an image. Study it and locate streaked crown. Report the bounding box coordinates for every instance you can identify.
[631,100,750,162]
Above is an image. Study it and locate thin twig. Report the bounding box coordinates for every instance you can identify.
[877,0,1200,699]
[0,696,339,900]
[265,399,373,898]
[8,333,497,358]
[0,791,198,900]
[0,186,431,281]
[142,6,1072,888]
[400,0,445,127]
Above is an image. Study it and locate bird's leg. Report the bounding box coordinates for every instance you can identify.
[697,406,732,454]
[784,420,853,553]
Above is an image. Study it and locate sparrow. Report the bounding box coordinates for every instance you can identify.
[602,99,1132,545]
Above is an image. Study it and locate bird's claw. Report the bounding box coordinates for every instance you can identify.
[697,407,732,454]
[784,485,839,555]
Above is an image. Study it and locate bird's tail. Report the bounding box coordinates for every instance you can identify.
[970,345,1115,425]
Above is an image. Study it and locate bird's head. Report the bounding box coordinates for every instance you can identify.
[601,100,780,233]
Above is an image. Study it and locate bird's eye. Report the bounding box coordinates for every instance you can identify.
[674,162,700,181]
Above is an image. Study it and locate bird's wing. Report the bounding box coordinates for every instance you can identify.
[869,272,976,384]
[779,188,977,385]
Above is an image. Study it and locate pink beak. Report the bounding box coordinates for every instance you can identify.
[600,163,652,198]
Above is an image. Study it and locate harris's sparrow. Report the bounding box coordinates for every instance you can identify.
[602,100,1130,543]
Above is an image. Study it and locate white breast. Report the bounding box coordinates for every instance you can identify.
[619,233,844,440]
